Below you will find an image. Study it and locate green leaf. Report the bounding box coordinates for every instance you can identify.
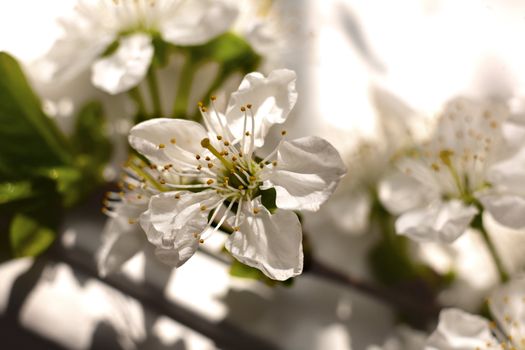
[10,213,55,258]
[0,52,71,179]
[229,259,294,287]
[5,177,62,258]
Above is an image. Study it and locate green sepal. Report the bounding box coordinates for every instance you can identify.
[229,258,294,287]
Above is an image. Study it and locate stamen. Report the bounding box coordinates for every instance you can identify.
[201,138,232,170]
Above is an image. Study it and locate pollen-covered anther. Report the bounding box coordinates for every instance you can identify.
[170,138,176,144]
[240,106,246,112]
[128,218,136,224]
[249,176,257,182]
[200,205,207,211]
[223,140,230,146]
[197,165,202,170]
[245,131,250,136]
[246,104,252,109]
[199,239,204,244]
[158,143,166,149]
[216,135,223,141]
[207,163,214,169]
[233,226,240,232]
[272,161,278,166]
[231,156,237,161]
[253,208,260,214]
[210,95,216,101]
[174,193,181,199]
[238,185,244,190]
[207,179,214,185]
[204,156,211,161]
[159,179,166,185]
[281,130,287,136]
[163,164,172,170]
[195,154,201,160]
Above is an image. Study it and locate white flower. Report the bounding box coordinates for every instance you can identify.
[381,97,525,243]
[97,157,163,276]
[39,0,238,94]
[426,277,525,350]
[368,326,427,350]
[322,86,426,234]
[129,69,347,280]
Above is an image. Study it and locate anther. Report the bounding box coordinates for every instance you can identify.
[199,239,204,244]
[208,163,214,168]
[158,144,165,149]
[159,179,166,185]
[128,218,136,224]
[175,193,181,199]
[217,135,223,141]
[246,104,252,109]
[223,141,230,146]
[281,130,287,136]
[170,138,176,144]
[245,131,250,136]
[210,96,216,101]
[205,156,211,161]
[196,154,201,160]
[207,179,214,185]
[200,205,207,211]
[197,165,202,170]
[272,161,278,166]
[241,106,246,112]
[253,208,260,214]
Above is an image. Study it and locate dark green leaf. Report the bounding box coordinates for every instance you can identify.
[0,52,71,179]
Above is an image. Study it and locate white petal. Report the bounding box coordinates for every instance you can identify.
[322,187,372,234]
[265,136,347,211]
[153,242,198,268]
[160,0,238,45]
[139,190,219,246]
[96,218,146,277]
[129,118,208,170]
[225,69,298,147]
[396,200,478,244]
[425,309,499,350]
[92,33,153,94]
[479,193,525,229]
[378,170,433,216]
[225,203,303,281]
[488,277,525,344]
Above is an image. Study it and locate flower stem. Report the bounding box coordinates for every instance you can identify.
[128,87,148,123]
[147,64,162,117]
[472,213,509,283]
[172,56,195,119]
[307,256,440,327]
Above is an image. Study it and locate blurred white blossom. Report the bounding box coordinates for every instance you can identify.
[37,0,238,94]
[381,97,525,243]
[426,277,525,349]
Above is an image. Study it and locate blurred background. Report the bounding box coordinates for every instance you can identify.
[2,0,525,349]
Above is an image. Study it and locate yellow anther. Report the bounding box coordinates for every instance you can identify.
[249,176,257,182]
[128,218,136,224]
[200,205,207,211]
[247,104,252,109]
[211,95,216,101]
[217,135,223,141]
[224,141,230,146]
[207,179,214,185]
[199,239,204,244]
[196,154,201,160]
[197,165,202,170]
[245,131,250,136]
[158,143,165,149]
[175,193,181,199]
[272,161,278,166]
[159,179,166,185]
[281,130,287,136]
[207,163,214,168]
[170,138,176,144]
[253,208,260,214]
[231,156,237,161]
[238,185,244,190]
[240,106,246,112]
[205,156,211,161]
[431,163,440,172]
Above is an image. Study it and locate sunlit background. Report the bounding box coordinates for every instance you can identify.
[2,0,525,349]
